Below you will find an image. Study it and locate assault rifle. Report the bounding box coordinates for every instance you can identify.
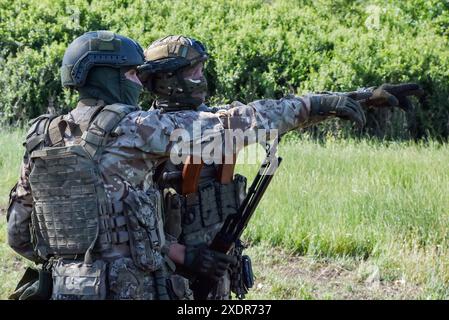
[343,83,424,111]
[189,82,423,299]
[190,135,283,300]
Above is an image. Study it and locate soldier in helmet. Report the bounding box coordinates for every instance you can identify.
[138,35,424,300]
[7,31,419,300]
[7,30,173,300]
[137,35,251,300]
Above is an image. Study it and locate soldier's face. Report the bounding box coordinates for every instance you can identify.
[181,61,204,80]
[125,68,143,86]
[181,62,207,101]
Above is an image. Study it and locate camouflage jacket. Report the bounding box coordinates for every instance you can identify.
[7,94,319,262]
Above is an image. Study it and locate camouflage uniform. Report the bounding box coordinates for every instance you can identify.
[138,35,366,300]
[153,102,244,300]
[8,92,334,299]
[8,32,371,300]
[7,31,171,300]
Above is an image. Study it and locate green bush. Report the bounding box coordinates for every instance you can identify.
[1,0,448,138]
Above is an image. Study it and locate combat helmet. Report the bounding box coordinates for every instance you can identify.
[138,35,209,110]
[61,30,145,88]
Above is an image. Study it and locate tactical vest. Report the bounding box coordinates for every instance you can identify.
[157,159,247,247]
[26,103,143,264]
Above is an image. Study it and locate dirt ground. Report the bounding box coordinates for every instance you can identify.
[245,244,423,300]
[0,208,423,300]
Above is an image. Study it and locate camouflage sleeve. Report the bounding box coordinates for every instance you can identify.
[131,95,318,156]
[130,95,323,156]
[6,150,41,263]
[218,94,316,133]
[197,103,231,113]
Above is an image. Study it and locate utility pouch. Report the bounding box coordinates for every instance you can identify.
[124,189,164,272]
[166,274,193,300]
[9,266,52,300]
[163,188,182,239]
[241,255,254,291]
[182,193,202,234]
[180,175,248,239]
[230,241,254,300]
[51,259,106,300]
[200,183,221,227]
[233,174,247,207]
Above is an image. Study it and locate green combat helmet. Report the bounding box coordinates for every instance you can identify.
[61,30,145,88]
[138,35,209,110]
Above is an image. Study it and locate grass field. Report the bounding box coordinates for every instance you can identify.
[1,128,449,299]
[237,136,449,299]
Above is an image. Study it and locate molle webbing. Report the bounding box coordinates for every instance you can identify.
[96,213,130,251]
[180,175,247,239]
[29,103,139,262]
[80,103,139,160]
[29,145,107,259]
[48,115,73,147]
[47,101,105,148]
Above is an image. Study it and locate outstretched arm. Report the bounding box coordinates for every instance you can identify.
[133,93,366,158]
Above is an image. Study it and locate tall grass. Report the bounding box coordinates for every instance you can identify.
[1,128,449,297]
[0,127,25,207]
[236,135,449,296]
[0,127,29,299]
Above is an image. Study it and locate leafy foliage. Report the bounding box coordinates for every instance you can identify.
[1,0,448,138]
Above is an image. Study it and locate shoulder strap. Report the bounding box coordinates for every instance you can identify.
[80,103,140,160]
[24,114,58,154]
[77,99,107,133]
[47,102,106,147]
[47,115,68,147]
